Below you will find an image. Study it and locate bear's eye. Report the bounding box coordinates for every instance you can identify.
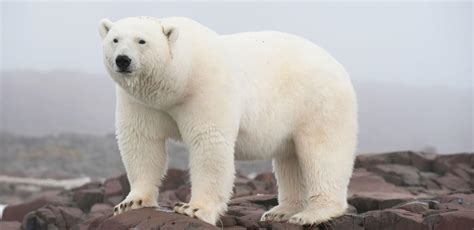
[113,38,118,43]
[139,40,146,45]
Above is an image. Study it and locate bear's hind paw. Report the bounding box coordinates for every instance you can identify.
[260,205,303,222]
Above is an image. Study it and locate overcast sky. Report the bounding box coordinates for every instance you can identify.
[1,1,472,89]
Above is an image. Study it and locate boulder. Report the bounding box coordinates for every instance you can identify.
[160,169,188,191]
[0,221,21,230]
[22,205,83,230]
[96,208,217,230]
[2,194,67,222]
[73,188,105,212]
[2,152,471,230]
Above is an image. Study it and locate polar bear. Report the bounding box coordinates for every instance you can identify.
[98,16,357,226]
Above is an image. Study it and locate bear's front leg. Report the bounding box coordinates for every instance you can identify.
[173,119,236,225]
[114,135,166,215]
[113,88,179,215]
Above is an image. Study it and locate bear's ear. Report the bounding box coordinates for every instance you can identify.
[162,24,179,58]
[162,24,179,44]
[99,18,113,39]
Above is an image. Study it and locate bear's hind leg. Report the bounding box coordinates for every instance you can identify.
[288,125,356,226]
[261,154,307,222]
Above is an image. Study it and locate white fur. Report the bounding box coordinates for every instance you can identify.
[99,16,357,225]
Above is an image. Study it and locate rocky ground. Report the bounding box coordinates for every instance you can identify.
[1,151,473,230]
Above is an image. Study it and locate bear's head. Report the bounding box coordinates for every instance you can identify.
[99,17,188,108]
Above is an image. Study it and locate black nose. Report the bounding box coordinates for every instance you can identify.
[115,55,131,69]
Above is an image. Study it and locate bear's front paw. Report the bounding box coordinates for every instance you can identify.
[114,194,158,215]
[173,202,217,225]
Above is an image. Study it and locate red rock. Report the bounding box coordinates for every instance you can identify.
[105,195,122,206]
[355,151,437,172]
[90,203,113,213]
[264,222,303,230]
[104,177,123,198]
[96,208,217,229]
[223,227,247,230]
[349,192,415,213]
[233,177,254,196]
[435,173,471,191]
[4,152,472,230]
[73,188,104,211]
[349,168,413,196]
[254,172,277,193]
[2,194,66,222]
[432,153,473,175]
[118,174,130,196]
[75,212,112,230]
[71,181,102,191]
[424,210,474,230]
[158,190,180,207]
[160,169,188,191]
[23,205,83,230]
[373,164,421,186]
[393,201,430,214]
[218,215,237,227]
[227,205,265,217]
[229,194,278,207]
[362,209,427,230]
[0,221,21,230]
[175,185,191,202]
[325,214,364,230]
[235,213,263,229]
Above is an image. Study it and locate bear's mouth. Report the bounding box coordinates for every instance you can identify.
[117,70,132,74]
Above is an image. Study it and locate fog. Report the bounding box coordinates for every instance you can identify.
[1,1,473,153]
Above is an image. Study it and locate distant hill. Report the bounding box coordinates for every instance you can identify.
[1,70,472,153]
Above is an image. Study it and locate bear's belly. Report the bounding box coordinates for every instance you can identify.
[233,126,294,161]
